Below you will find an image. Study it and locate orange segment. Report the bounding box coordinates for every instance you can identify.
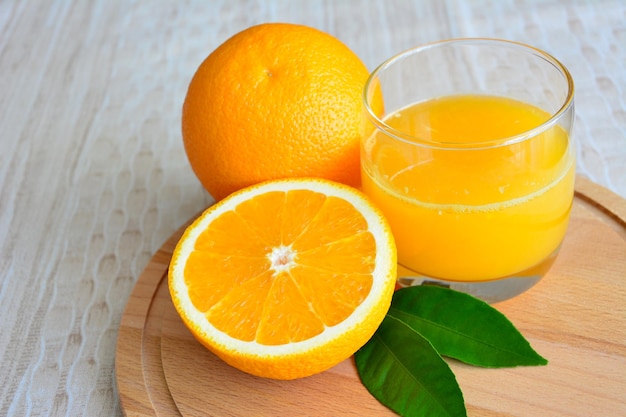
[255,271,326,345]
[168,178,396,380]
[207,271,275,342]
[194,210,268,256]
[184,251,269,312]
[280,189,327,244]
[297,232,377,274]
[293,196,370,249]
[233,190,287,247]
[289,264,372,326]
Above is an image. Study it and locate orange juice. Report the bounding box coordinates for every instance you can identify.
[361,95,575,282]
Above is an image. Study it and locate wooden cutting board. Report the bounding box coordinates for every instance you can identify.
[115,176,626,417]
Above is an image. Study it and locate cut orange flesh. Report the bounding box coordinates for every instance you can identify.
[168,178,396,380]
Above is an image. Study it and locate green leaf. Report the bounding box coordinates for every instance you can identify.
[388,286,548,367]
[355,315,466,417]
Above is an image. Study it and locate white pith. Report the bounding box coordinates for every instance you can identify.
[268,244,297,273]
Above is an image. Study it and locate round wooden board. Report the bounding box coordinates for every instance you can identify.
[115,176,626,417]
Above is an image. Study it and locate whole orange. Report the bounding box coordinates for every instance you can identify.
[182,23,377,200]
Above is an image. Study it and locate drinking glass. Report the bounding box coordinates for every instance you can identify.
[361,39,575,303]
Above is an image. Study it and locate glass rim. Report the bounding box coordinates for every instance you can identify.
[363,38,575,150]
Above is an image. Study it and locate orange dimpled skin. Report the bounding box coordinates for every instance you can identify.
[182,23,378,200]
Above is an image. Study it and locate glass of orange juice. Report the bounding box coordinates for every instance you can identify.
[361,39,575,303]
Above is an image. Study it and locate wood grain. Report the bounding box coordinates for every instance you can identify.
[116,178,626,417]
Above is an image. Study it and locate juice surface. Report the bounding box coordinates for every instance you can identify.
[361,95,575,282]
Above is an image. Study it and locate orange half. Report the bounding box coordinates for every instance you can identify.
[168,178,396,379]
